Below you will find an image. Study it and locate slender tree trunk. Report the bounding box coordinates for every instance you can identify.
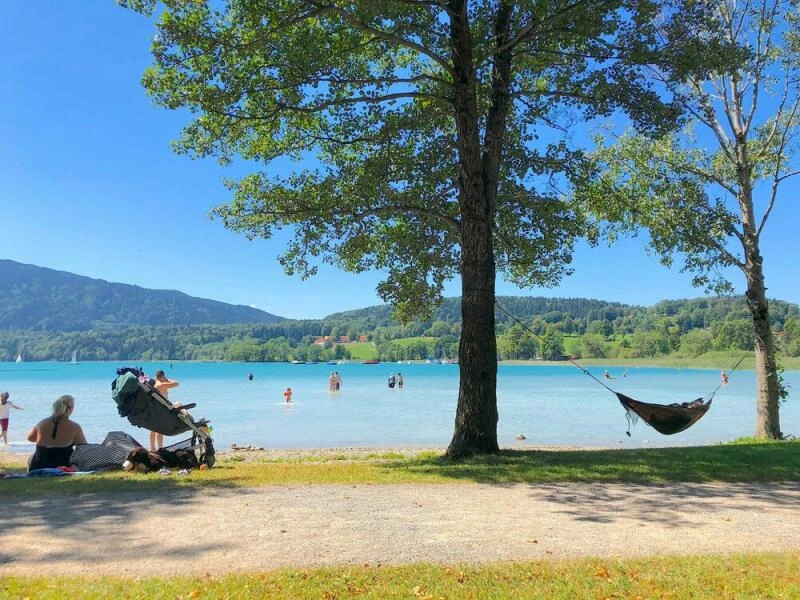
[739,186,781,438]
[446,0,513,458]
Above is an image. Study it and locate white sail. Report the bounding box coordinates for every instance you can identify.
[15,353,22,363]
[70,350,78,364]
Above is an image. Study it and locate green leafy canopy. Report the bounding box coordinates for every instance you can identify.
[124,0,686,321]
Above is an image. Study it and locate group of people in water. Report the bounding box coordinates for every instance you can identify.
[274,370,405,404]
[388,372,404,389]
[603,369,628,380]
[602,368,730,385]
[328,372,343,392]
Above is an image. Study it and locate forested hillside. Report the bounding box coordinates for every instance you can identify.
[1,290,798,362]
[0,260,284,330]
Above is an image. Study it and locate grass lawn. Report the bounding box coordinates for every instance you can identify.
[2,439,798,495]
[342,342,378,360]
[2,552,798,599]
[390,336,438,348]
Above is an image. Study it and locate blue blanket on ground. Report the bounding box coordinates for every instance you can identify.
[1,469,95,479]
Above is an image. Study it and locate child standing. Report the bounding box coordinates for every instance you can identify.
[0,391,24,445]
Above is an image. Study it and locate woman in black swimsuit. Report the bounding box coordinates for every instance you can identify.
[27,394,87,471]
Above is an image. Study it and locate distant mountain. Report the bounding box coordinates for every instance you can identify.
[0,260,285,331]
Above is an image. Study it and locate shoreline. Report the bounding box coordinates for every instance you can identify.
[1,442,722,465]
[3,357,797,370]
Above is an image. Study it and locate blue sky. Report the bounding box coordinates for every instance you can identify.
[1,2,797,320]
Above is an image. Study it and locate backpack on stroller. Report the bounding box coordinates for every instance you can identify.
[111,367,215,467]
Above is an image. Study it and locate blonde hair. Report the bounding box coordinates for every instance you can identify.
[51,395,75,418]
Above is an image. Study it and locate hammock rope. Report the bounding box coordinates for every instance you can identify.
[494,299,747,436]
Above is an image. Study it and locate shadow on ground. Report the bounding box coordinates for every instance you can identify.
[378,441,800,484]
[0,479,259,568]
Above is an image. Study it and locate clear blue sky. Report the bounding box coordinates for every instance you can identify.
[1,2,797,319]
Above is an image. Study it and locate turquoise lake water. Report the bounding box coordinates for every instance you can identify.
[1,361,798,453]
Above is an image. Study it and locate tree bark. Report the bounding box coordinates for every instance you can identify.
[446,1,513,458]
[740,200,782,438]
[736,152,781,438]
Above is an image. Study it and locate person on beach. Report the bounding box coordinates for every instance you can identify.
[397,373,404,389]
[334,372,341,391]
[248,372,254,381]
[0,391,24,445]
[27,394,86,471]
[151,369,179,451]
[328,372,336,392]
[721,370,729,384]
[388,373,396,388]
[604,370,615,380]
[284,387,293,403]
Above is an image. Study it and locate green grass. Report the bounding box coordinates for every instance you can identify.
[390,336,438,348]
[342,342,378,360]
[2,440,798,495]
[3,552,799,599]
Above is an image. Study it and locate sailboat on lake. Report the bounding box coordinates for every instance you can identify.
[70,350,78,364]
[15,353,22,363]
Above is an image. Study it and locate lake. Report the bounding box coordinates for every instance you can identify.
[1,361,798,453]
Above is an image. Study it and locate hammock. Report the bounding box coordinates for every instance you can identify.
[617,393,713,436]
[493,300,743,436]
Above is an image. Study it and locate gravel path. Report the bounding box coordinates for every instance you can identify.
[2,481,799,575]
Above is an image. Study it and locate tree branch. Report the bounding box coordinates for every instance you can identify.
[758,95,800,238]
[305,0,453,73]
[476,0,594,67]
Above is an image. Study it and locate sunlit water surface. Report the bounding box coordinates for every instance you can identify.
[1,361,797,452]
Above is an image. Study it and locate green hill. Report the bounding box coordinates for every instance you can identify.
[1,260,798,362]
[0,259,285,331]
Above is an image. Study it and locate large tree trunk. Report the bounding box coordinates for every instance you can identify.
[739,190,781,438]
[448,216,499,458]
[445,0,512,458]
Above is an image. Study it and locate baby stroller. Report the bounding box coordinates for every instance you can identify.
[111,367,215,467]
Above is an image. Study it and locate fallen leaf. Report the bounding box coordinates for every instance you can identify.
[594,566,612,580]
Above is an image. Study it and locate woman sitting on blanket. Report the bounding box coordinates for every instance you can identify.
[27,395,87,471]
